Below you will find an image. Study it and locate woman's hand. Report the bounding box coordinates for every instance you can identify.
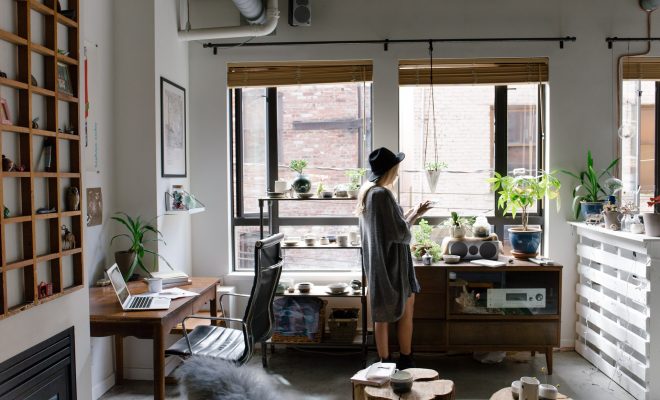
[406,200,433,225]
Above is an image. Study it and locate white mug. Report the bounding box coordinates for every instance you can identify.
[520,377,540,400]
[349,231,359,245]
[337,235,349,246]
[145,277,163,293]
[274,180,287,193]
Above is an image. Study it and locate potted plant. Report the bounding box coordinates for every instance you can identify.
[346,168,366,198]
[442,211,474,239]
[489,170,561,258]
[111,212,173,281]
[289,159,311,194]
[411,218,442,261]
[561,151,619,220]
[425,161,448,193]
[643,196,660,236]
[602,202,621,231]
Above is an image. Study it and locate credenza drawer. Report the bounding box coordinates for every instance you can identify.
[414,293,445,319]
[415,267,446,293]
[448,321,558,346]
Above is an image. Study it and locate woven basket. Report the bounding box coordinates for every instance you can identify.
[271,298,326,344]
[327,307,359,343]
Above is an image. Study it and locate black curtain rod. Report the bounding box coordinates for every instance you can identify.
[607,37,660,49]
[204,36,576,54]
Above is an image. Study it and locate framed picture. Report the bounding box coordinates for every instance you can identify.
[0,98,11,124]
[57,62,73,95]
[160,77,186,177]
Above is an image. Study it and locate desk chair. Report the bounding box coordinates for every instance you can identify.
[166,233,284,366]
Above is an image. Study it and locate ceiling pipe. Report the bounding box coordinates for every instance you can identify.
[179,0,279,42]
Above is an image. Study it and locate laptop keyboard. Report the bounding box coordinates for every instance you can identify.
[128,296,153,309]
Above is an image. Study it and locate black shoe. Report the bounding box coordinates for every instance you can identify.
[397,352,416,370]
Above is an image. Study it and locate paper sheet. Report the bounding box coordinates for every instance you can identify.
[141,288,199,299]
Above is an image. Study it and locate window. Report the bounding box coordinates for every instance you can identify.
[398,59,547,250]
[230,62,372,271]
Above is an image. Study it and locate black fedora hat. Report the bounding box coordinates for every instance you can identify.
[368,147,405,182]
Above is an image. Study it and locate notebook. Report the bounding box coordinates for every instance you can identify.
[107,264,171,311]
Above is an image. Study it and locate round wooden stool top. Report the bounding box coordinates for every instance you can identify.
[490,387,572,400]
[362,368,454,400]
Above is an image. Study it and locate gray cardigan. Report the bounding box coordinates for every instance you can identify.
[359,186,419,323]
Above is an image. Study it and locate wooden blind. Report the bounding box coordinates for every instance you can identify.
[399,58,549,85]
[227,61,373,87]
[623,57,660,80]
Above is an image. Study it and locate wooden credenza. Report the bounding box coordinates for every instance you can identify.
[392,259,562,373]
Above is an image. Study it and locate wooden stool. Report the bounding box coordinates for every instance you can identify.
[490,388,572,400]
[353,368,455,400]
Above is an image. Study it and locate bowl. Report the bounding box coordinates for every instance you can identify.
[511,380,521,400]
[304,237,316,246]
[443,254,461,264]
[538,384,558,400]
[283,236,300,246]
[328,282,348,294]
[389,370,413,394]
[321,191,333,199]
[297,282,313,293]
[297,193,315,199]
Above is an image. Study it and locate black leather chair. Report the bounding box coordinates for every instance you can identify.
[166,233,284,366]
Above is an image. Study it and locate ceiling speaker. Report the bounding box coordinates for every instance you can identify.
[289,0,311,27]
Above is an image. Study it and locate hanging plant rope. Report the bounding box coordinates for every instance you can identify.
[422,41,439,169]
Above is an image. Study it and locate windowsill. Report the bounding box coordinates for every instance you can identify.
[227,270,361,282]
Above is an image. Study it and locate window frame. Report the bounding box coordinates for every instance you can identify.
[230,85,372,272]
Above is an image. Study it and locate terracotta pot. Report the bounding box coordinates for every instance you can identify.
[115,251,136,280]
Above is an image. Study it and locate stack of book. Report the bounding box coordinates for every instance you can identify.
[350,362,396,386]
[149,270,191,287]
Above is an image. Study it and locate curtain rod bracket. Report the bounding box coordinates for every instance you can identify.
[213,47,218,55]
[384,39,389,51]
[559,40,564,49]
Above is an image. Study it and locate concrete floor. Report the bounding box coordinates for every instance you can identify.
[100,350,636,399]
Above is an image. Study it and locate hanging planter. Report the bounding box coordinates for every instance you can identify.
[425,162,447,193]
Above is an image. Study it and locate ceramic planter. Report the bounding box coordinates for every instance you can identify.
[450,225,465,239]
[291,173,311,194]
[603,211,622,231]
[347,189,359,198]
[642,212,660,237]
[508,227,542,256]
[579,201,604,221]
[115,250,136,280]
[426,170,441,193]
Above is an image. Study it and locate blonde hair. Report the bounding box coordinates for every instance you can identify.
[354,164,399,215]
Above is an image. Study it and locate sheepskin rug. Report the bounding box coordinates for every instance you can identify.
[176,356,328,400]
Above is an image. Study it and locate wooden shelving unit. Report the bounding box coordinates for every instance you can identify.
[0,0,82,320]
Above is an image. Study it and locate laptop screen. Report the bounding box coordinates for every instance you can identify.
[108,265,130,305]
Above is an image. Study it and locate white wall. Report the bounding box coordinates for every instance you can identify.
[189,0,656,349]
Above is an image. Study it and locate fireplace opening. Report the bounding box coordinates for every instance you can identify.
[0,327,76,400]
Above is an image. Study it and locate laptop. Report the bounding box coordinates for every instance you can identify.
[106,264,171,311]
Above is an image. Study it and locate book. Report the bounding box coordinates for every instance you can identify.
[350,362,395,386]
[149,270,190,284]
[529,257,555,266]
[470,259,506,268]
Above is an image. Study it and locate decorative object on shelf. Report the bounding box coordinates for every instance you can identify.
[59,124,76,134]
[31,117,39,129]
[346,168,366,198]
[95,277,111,287]
[66,186,80,211]
[472,215,491,238]
[0,70,7,78]
[3,206,9,218]
[37,282,53,299]
[160,77,186,177]
[165,186,205,213]
[36,207,56,214]
[171,184,185,210]
[0,97,11,124]
[36,138,55,171]
[319,236,329,245]
[630,215,645,234]
[14,163,25,172]
[443,211,473,239]
[442,254,460,264]
[86,187,102,226]
[304,236,316,246]
[643,195,660,236]
[57,49,70,56]
[60,9,76,20]
[273,179,287,193]
[602,202,621,231]
[350,279,362,291]
[411,218,441,261]
[289,159,311,194]
[422,250,433,265]
[296,282,313,293]
[61,225,76,250]
[111,212,174,281]
[30,74,37,86]
[425,161,448,193]
[561,150,619,220]
[337,234,349,246]
[2,155,14,172]
[390,370,414,394]
[57,62,73,95]
[489,169,561,259]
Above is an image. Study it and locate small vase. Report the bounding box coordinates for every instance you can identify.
[450,225,465,239]
[603,211,622,231]
[291,173,311,194]
[642,212,660,237]
[579,201,604,221]
[425,170,441,193]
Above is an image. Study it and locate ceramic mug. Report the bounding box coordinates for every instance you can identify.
[349,231,359,245]
[304,237,316,246]
[520,376,540,400]
[337,234,349,246]
[274,180,287,193]
[145,277,162,293]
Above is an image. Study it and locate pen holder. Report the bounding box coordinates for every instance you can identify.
[146,277,163,293]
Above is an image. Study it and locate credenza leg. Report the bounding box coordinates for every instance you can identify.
[545,347,553,375]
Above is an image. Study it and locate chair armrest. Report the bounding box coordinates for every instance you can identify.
[217,293,250,318]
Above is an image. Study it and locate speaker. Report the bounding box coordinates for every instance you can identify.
[289,0,311,26]
[446,239,500,260]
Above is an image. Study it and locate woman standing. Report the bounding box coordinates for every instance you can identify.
[356,147,432,369]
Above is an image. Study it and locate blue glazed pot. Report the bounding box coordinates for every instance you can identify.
[579,201,604,221]
[508,228,542,255]
[291,173,311,194]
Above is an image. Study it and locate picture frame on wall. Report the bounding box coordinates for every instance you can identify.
[0,98,11,124]
[160,77,186,177]
[57,62,73,95]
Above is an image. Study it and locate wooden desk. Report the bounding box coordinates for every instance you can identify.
[89,277,219,400]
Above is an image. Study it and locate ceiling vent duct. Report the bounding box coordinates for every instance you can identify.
[179,0,279,41]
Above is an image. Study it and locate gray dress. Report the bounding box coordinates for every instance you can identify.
[359,186,420,323]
